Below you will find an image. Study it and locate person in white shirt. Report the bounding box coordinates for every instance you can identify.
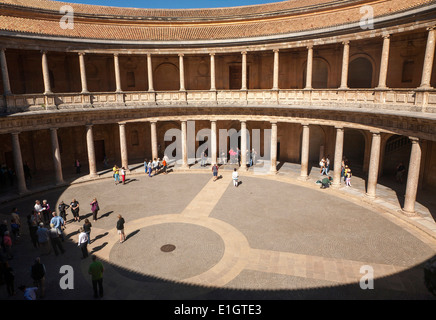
[77,227,89,259]
[152,158,159,176]
[232,168,239,187]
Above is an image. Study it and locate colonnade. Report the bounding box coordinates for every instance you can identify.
[1,27,435,96]
[8,119,422,215]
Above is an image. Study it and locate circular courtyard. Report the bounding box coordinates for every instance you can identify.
[1,171,435,300]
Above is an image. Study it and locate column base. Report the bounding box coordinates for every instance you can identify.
[297,175,309,181]
[331,182,342,188]
[89,173,98,179]
[399,209,419,217]
[364,192,376,200]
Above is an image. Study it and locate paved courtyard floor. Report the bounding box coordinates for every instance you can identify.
[0,162,436,300]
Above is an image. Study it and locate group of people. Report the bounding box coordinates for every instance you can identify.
[112,165,127,185]
[317,156,352,188]
[144,157,168,177]
[224,148,257,167]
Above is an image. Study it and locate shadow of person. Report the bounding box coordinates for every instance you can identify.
[123,179,137,185]
[125,229,140,241]
[99,211,114,219]
[93,232,109,242]
[90,242,108,254]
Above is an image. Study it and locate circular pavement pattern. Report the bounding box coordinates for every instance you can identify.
[109,222,225,281]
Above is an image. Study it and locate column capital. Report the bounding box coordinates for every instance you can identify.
[426,26,436,31]
[209,52,215,56]
[342,40,350,45]
[301,122,310,127]
[381,34,390,39]
[85,123,93,129]
[40,50,48,54]
[178,53,184,57]
[147,53,152,57]
[50,127,59,132]
[409,136,420,143]
[370,130,381,135]
[0,47,6,52]
[270,121,278,125]
[113,53,119,57]
[335,126,344,131]
[241,51,247,55]
[273,48,279,53]
[11,131,21,136]
[306,44,313,50]
[78,52,86,56]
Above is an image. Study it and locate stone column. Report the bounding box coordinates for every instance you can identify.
[210,53,216,91]
[78,52,89,93]
[41,51,52,94]
[179,54,185,91]
[419,26,436,89]
[305,45,313,90]
[119,123,129,171]
[332,127,344,188]
[86,125,97,178]
[241,51,247,90]
[403,137,422,214]
[366,131,381,198]
[339,41,350,89]
[240,121,247,170]
[181,120,188,168]
[114,53,122,93]
[0,48,11,95]
[270,121,278,174]
[150,121,158,161]
[377,35,390,89]
[147,54,154,92]
[300,124,310,179]
[50,128,64,185]
[11,132,27,194]
[272,49,279,90]
[210,120,217,165]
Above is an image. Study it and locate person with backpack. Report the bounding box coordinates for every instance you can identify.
[58,201,70,223]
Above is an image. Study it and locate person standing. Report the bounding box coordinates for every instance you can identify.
[41,200,51,225]
[30,257,46,298]
[83,219,92,245]
[120,167,126,185]
[58,201,70,223]
[325,155,331,175]
[70,198,80,222]
[75,159,81,174]
[144,159,148,174]
[162,158,168,174]
[148,160,153,177]
[232,168,239,187]
[27,215,39,249]
[88,255,104,298]
[152,158,159,176]
[345,166,352,187]
[212,163,219,182]
[319,158,326,175]
[78,227,89,259]
[48,223,65,256]
[90,198,100,222]
[34,200,44,223]
[116,215,126,243]
[36,223,50,255]
[50,212,65,241]
[3,231,13,260]
[200,150,206,167]
[4,261,15,296]
[112,165,120,185]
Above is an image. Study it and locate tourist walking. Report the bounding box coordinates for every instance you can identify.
[30,257,46,298]
[116,215,126,243]
[78,227,89,259]
[325,155,330,175]
[200,150,206,167]
[70,198,80,222]
[83,219,92,244]
[144,159,148,174]
[212,163,219,181]
[152,158,159,176]
[90,198,100,222]
[232,168,239,187]
[319,158,326,174]
[48,223,65,256]
[120,167,126,184]
[113,165,120,185]
[162,158,168,174]
[37,222,50,255]
[58,201,70,222]
[88,255,104,298]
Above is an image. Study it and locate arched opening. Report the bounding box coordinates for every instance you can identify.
[382,135,411,179]
[154,63,179,91]
[348,57,373,88]
[308,125,326,164]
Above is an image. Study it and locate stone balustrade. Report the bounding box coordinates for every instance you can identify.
[3,88,436,114]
